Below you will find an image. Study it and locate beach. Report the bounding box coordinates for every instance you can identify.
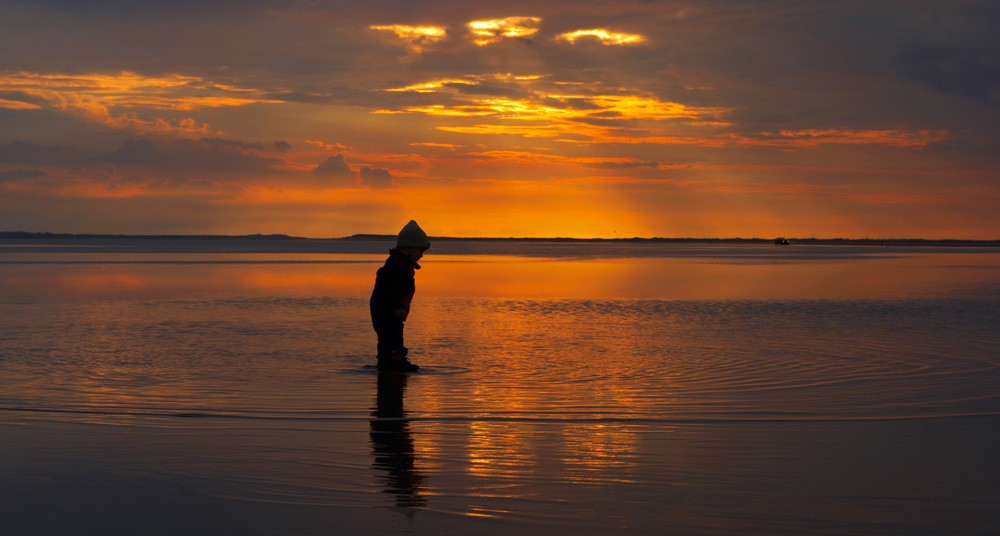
[2,239,998,535]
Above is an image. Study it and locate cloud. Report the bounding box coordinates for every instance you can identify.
[305,140,348,152]
[467,17,541,46]
[0,71,280,136]
[359,166,393,188]
[1,0,276,16]
[370,25,447,54]
[584,160,660,169]
[0,168,48,182]
[0,141,88,165]
[0,97,42,110]
[894,45,1000,105]
[556,29,645,46]
[3,1,999,239]
[104,137,290,177]
[200,137,291,153]
[311,154,357,185]
[312,154,392,188]
[108,138,157,164]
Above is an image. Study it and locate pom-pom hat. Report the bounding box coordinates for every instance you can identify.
[396,220,430,249]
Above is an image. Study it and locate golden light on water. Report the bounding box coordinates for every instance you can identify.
[6,249,997,304]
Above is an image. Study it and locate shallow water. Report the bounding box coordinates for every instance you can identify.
[1,239,999,535]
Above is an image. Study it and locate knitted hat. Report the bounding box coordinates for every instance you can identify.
[396,220,430,249]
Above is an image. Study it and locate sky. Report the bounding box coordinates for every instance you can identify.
[1,0,998,239]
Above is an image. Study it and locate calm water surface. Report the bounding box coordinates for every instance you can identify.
[1,239,998,535]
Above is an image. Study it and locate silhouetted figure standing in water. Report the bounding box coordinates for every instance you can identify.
[370,220,429,372]
[370,371,426,508]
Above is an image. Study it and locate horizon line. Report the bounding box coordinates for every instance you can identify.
[2,231,999,244]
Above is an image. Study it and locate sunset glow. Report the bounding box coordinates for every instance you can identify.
[468,17,542,45]
[1,2,997,239]
[556,29,646,45]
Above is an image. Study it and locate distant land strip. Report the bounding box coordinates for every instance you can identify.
[2,231,999,247]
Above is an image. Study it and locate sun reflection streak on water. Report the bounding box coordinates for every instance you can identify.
[1,244,999,533]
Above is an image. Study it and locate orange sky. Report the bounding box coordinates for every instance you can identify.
[1,1,998,239]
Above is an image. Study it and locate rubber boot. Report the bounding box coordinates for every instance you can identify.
[378,352,420,372]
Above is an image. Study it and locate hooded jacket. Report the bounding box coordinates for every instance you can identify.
[370,248,420,321]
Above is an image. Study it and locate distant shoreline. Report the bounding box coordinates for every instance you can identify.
[2,231,998,247]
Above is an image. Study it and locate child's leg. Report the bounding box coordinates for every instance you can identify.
[373,317,418,371]
[374,317,406,359]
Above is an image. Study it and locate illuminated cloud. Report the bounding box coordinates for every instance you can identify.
[2,2,998,239]
[410,142,460,149]
[387,93,724,122]
[384,79,472,93]
[0,98,42,110]
[557,29,646,45]
[468,17,541,46]
[0,71,278,135]
[370,24,447,53]
[305,140,348,152]
[379,77,731,142]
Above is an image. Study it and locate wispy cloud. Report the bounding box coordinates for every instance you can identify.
[2,2,997,238]
[468,17,542,46]
[556,29,646,45]
[369,24,448,54]
[0,71,279,136]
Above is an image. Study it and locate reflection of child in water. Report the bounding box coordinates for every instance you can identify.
[369,220,429,372]
[370,372,426,507]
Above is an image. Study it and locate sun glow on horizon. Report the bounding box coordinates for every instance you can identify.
[2,4,996,240]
